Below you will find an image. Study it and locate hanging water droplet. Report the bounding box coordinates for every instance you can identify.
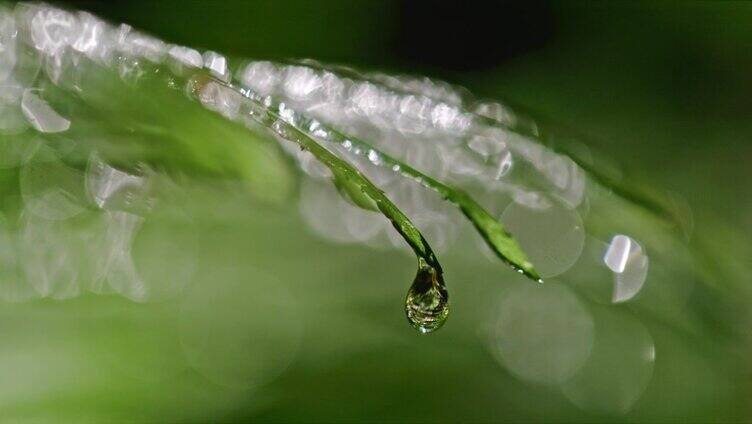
[405,259,449,334]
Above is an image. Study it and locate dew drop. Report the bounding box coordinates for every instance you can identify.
[167,45,202,69]
[367,149,382,165]
[405,259,449,334]
[21,89,70,133]
[495,150,513,179]
[603,234,631,273]
[202,50,229,82]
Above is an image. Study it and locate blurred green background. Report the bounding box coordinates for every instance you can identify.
[3,1,752,422]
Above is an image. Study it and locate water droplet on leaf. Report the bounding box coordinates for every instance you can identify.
[405,259,449,334]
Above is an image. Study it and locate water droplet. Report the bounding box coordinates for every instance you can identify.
[606,235,649,304]
[495,150,513,179]
[21,89,70,133]
[167,45,202,71]
[604,235,631,273]
[202,50,229,82]
[468,132,506,157]
[367,149,382,166]
[405,260,449,334]
[239,61,280,97]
